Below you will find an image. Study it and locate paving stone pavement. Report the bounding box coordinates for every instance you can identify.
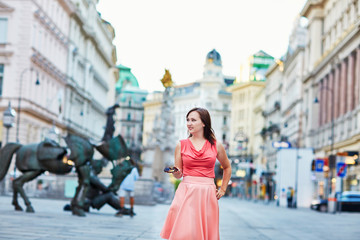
[0,196,167,240]
[1,196,360,240]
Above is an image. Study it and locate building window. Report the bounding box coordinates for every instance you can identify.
[239,110,244,121]
[223,116,227,125]
[127,113,131,121]
[206,102,212,109]
[0,64,4,96]
[0,18,8,44]
[223,104,228,110]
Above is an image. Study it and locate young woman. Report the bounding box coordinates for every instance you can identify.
[161,107,231,240]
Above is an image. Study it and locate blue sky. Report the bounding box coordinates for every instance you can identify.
[97,0,308,92]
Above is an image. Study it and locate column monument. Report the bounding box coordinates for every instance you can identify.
[141,69,176,203]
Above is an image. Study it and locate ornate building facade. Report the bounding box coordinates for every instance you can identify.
[301,0,360,195]
[0,0,117,145]
[115,64,148,162]
[66,0,118,140]
[0,0,73,145]
[0,0,117,193]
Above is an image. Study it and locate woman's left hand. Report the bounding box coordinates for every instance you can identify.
[216,189,225,200]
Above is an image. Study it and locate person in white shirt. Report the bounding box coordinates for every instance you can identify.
[115,158,139,217]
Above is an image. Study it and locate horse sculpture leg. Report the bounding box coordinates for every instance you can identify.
[71,164,91,217]
[12,170,43,213]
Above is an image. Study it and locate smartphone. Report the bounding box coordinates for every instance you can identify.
[164,166,179,173]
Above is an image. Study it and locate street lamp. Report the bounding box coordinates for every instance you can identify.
[314,85,335,199]
[47,121,60,141]
[14,68,40,177]
[3,102,16,143]
[1,102,16,195]
[16,68,40,143]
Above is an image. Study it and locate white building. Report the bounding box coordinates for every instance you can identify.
[0,0,73,145]
[172,49,233,145]
[0,0,117,146]
[280,15,307,148]
[263,61,283,172]
[66,0,117,140]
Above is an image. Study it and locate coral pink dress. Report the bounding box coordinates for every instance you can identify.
[160,139,219,240]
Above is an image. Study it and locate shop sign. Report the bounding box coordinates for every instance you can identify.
[272,141,291,149]
[336,162,347,178]
[315,159,324,172]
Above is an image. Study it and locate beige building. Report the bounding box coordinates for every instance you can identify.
[142,91,163,147]
[301,0,360,194]
[228,81,265,159]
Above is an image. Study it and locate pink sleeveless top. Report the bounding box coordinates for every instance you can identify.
[180,138,217,178]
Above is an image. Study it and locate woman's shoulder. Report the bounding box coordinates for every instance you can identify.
[215,141,224,151]
[176,139,188,150]
[179,139,189,144]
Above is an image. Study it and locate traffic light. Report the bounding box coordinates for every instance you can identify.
[329,155,336,169]
[311,159,316,171]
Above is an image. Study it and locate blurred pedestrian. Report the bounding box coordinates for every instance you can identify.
[287,187,294,208]
[161,107,231,240]
[115,157,139,217]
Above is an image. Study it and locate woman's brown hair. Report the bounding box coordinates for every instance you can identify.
[186,107,216,145]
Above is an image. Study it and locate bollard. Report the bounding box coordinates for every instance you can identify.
[327,192,337,214]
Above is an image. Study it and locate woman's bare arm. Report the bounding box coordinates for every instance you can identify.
[172,142,183,179]
[216,142,231,199]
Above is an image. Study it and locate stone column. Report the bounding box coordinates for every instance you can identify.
[340,60,347,116]
[319,80,324,126]
[356,48,360,106]
[308,16,324,72]
[334,65,340,118]
[324,75,329,124]
[327,73,334,123]
[347,52,355,112]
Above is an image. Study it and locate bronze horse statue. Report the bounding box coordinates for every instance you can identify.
[0,134,128,217]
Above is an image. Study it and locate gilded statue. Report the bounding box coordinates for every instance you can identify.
[160,69,173,88]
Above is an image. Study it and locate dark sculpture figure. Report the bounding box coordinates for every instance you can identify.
[64,158,134,213]
[0,134,128,217]
[102,104,120,142]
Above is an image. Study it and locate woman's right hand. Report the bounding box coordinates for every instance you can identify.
[164,166,179,173]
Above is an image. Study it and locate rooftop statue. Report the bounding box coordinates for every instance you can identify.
[160,69,173,88]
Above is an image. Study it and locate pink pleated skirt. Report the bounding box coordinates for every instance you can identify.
[160,176,219,240]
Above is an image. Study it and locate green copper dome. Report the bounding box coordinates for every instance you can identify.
[116,64,139,93]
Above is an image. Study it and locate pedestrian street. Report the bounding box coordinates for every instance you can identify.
[0,196,359,240]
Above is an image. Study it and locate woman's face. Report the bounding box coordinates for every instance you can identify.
[187,111,205,135]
